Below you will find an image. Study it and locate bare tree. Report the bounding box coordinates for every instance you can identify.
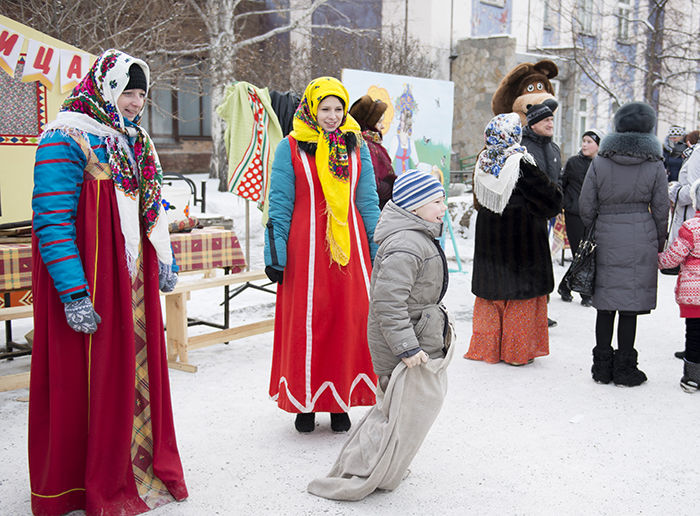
[3,0,439,188]
[558,0,700,120]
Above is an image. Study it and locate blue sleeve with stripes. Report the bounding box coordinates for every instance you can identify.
[32,131,90,303]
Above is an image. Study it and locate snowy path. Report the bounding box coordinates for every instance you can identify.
[0,178,695,516]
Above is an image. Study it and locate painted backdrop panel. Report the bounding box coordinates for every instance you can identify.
[342,69,454,187]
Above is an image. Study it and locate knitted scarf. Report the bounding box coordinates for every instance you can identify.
[290,77,362,266]
[42,49,171,276]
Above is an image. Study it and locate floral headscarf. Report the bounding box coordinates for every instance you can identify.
[45,49,171,274]
[290,77,362,266]
[478,113,528,177]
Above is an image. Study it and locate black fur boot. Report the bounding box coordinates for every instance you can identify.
[612,349,647,387]
[295,412,315,433]
[680,359,700,393]
[330,412,351,433]
[591,347,614,384]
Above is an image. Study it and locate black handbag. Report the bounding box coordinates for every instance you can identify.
[564,223,596,297]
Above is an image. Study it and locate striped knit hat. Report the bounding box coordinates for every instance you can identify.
[393,170,445,212]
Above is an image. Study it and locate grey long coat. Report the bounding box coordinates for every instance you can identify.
[368,201,449,376]
[579,132,669,312]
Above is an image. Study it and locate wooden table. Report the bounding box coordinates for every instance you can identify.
[0,228,274,390]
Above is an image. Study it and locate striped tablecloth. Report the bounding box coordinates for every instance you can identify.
[0,228,246,294]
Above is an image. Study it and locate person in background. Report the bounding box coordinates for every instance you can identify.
[349,95,396,209]
[264,77,380,434]
[658,178,700,393]
[669,131,700,360]
[308,170,454,501]
[466,113,562,366]
[521,100,562,328]
[684,130,700,149]
[663,125,687,182]
[29,49,187,516]
[557,129,604,307]
[579,101,668,387]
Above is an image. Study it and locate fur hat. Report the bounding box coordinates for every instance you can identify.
[125,63,148,92]
[613,101,656,134]
[349,95,388,130]
[582,129,605,146]
[526,103,554,126]
[393,170,445,212]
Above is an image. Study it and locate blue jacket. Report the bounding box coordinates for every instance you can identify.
[264,137,380,269]
[32,130,110,302]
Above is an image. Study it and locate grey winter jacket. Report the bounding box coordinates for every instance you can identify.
[367,201,450,376]
[579,132,669,312]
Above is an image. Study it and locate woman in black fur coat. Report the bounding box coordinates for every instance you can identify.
[466,113,562,365]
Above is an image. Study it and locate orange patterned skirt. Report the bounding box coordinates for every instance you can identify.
[465,296,549,365]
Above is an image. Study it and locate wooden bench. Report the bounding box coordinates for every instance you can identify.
[0,305,34,392]
[164,269,275,373]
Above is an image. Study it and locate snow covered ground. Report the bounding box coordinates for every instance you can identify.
[1,175,696,516]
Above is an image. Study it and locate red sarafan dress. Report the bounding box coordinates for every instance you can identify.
[29,140,188,516]
[269,138,377,413]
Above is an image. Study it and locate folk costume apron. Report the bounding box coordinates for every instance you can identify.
[269,137,377,413]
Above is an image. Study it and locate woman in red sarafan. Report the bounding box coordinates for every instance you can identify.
[29,49,187,516]
[263,77,381,434]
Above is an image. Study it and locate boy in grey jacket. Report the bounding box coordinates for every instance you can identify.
[308,170,454,501]
[368,170,452,387]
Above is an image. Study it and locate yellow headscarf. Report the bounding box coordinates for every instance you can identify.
[290,77,362,266]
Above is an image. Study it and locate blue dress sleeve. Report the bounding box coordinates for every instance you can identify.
[264,138,295,269]
[356,143,381,259]
[32,131,90,302]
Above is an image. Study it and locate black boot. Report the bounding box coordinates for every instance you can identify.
[558,284,573,302]
[612,349,647,387]
[330,412,351,433]
[295,412,315,433]
[591,347,614,384]
[680,359,700,393]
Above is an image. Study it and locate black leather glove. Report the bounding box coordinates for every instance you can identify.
[265,266,284,285]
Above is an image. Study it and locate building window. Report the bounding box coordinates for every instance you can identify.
[616,0,631,41]
[141,77,212,143]
[177,75,212,138]
[480,0,506,7]
[578,98,588,144]
[578,0,594,34]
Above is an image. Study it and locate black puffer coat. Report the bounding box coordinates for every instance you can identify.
[472,158,563,300]
[559,151,592,215]
[521,125,562,183]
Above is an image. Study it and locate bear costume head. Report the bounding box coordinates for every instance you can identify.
[491,59,559,126]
